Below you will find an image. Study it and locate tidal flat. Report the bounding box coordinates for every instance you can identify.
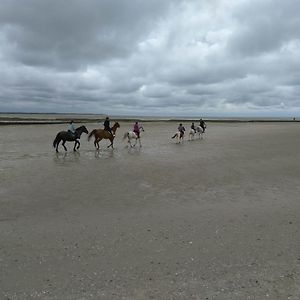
[0,121,299,299]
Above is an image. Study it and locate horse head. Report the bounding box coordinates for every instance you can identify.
[113,122,120,129]
[76,125,89,136]
[112,122,120,134]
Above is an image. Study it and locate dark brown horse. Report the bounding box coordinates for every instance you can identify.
[88,122,120,149]
[53,125,88,152]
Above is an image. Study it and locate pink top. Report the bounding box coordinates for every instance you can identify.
[133,123,140,132]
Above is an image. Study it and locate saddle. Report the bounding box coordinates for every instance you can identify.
[68,131,77,139]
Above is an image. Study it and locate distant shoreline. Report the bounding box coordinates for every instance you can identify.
[0,118,299,125]
[0,112,298,125]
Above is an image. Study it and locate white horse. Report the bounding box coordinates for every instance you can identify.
[123,127,144,147]
[189,126,204,140]
[172,131,185,143]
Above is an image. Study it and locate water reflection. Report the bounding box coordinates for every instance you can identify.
[126,146,142,156]
[53,151,80,164]
[94,149,115,159]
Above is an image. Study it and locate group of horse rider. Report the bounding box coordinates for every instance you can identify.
[68,117,206,140]
[176,119,206,137]
[68,116,144,139]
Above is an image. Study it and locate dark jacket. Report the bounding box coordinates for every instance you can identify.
[104,120,110,130]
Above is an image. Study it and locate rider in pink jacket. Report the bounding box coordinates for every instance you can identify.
[133,121,141,138]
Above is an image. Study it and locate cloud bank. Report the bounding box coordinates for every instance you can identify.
[1,0,300,116]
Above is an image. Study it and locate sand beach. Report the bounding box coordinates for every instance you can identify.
[0,120,299,299]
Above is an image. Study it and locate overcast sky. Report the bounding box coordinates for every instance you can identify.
[1,0,300,117]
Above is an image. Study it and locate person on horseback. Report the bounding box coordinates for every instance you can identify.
[103,117,114,137]
[199,118,206,132]
[133,121,142,138]
[68,120,77,139]
[191,122,195,131]
[178,123,185,138]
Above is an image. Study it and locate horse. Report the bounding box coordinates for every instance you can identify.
[171,131,185,143]
[189,126,204,140]
[196,126,204,139]
[88,122,120,150]
[189,129,196,141]
[123,127,144,147]
[53,125,89,152]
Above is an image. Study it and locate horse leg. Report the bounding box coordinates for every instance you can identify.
[55,139,60,152]
[74,140,80,151]
[97,138,102,150]
[94,137,101,150]
[128,138,133,148]
[107,137,114,149]
[62,140,67,151]
[138,138,142,147]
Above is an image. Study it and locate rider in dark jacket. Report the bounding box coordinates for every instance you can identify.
[199,118,206,132]
[178,123,185,137]
[103,117,113,136]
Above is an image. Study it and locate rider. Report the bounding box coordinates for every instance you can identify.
[133,121,142,138]
[191,122,196,131]
[68,120,77,138]
[178,123,185,137]
[103,116,114,137]
[199,118,206,132]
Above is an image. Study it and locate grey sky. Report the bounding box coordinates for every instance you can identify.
[1,0,300,116]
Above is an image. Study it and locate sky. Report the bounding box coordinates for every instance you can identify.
[1,0,300,117]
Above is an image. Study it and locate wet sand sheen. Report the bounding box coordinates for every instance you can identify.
[0,122,300,299]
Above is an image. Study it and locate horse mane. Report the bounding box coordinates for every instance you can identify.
[112,122,120,129]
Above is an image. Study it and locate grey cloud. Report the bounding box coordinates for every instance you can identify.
[1,0,300,116]
[0,0,176,70]
[229,0,300,56]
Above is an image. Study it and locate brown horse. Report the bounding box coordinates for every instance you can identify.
[88,122,120,149]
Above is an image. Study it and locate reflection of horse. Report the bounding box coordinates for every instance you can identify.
[53,125,88,152]
[172,131,184,143]
[88,122,120,150]
[123,127,144,147]
[189,126,204,140]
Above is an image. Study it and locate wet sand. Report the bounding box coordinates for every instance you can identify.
[0,122,299,299]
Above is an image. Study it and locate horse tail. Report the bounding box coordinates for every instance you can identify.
[123,132,129,140]
[53,133,60,148]
[88,129,96,141]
